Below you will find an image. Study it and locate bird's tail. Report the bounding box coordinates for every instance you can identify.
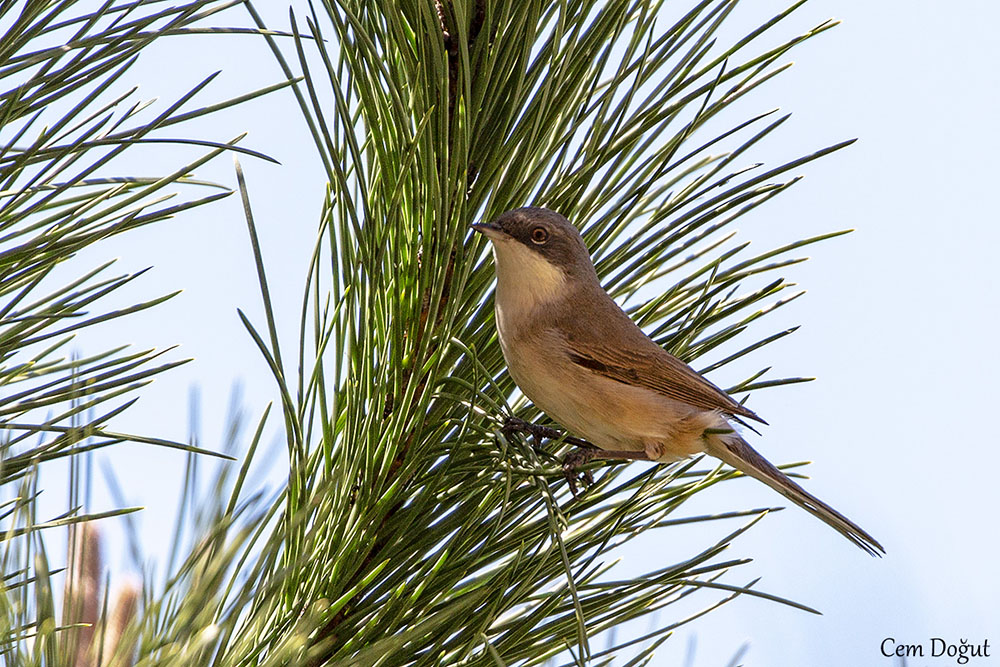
[703,429,884,556]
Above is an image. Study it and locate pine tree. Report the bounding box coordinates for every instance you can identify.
[2,1,851,664]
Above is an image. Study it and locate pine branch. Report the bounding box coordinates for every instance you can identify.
[211,1,853,665]
[0,0,285,659]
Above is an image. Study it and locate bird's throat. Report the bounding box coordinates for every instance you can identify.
[492,241,567,317]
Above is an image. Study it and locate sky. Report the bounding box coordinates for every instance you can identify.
[26,0,1000,665]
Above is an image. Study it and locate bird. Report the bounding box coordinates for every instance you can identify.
[472,206,883,556]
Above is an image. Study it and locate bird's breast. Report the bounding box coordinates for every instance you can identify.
[497,323,711,458]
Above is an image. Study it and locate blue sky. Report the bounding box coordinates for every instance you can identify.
[34,0,1000,665]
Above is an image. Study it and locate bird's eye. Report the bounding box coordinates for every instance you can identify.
[530,226,549,244]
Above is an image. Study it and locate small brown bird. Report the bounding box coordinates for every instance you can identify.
[473,206,883,556]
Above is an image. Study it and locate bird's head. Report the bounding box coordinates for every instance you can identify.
[471,208,599,302]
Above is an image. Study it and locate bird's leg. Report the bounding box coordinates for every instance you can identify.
[501,416,602,494]
[501,416,592,449]
[501,415,560,447]
[561,447,652,497]
[500,416,652,496]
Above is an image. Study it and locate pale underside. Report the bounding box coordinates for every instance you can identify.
[490,236,728,461]
[502,324,724,460]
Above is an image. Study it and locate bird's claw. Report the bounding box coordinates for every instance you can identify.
[501,415,563,453]
[502,415,562,441]
[562,447,597,497]
[501,415,530,438]
[501,416,598,495]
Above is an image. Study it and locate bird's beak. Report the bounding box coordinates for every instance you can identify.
[471,221,505,240]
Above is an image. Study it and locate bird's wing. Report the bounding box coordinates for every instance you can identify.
[564,321,766,424]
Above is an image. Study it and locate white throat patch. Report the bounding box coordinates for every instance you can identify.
[491,238,568,322]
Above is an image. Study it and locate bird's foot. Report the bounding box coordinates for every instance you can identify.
[501,415,563,444]
[562,446,599,497]
[500,416,600,495]
[501,415,593,449]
